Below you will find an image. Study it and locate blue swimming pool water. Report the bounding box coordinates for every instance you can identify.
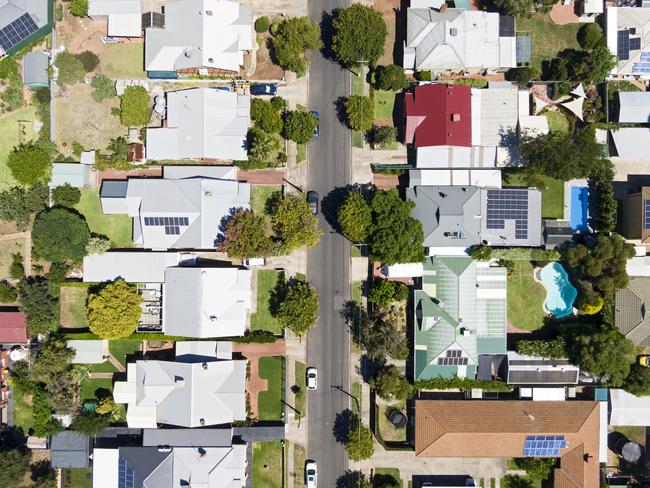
[539,262,577,318]
[570,186,588,231]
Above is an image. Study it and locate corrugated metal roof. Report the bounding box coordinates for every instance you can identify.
[50,431,90,468]
[516,35,531,63]
[100,180,128,198]
[22,52,48,86]
[143,428,232,447]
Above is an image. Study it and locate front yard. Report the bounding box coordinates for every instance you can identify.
[377,403,407,442]
[507,261,546,331]
[75,189,132,246]
[374,468,402,488]
[252,441,284,488]
[0,106,37,190]
[516,14,581,69]
[252,185,281,216]
[374,90,397,123]
[249,269,283,334]
[257,356,284,421]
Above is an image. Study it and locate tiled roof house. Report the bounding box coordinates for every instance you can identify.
[615,276,650,346]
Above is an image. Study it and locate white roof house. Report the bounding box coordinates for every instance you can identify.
[144,0,252,73]
[88,0,142,37]
[163,267,252,338]
[610,389,650,426]
[68,340,106,364]
[147,88,250,161]
[607,7,650,78]
[404,7,516,71]
[610,127,650,160]
[617,91,650,123]
[83,252,184,283]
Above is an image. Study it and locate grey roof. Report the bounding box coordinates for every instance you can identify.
[50,431,90,468]
[22,52,48,85]
[474,86,519,147]
[0,0,49,31]
[50,163,91,188]
[68,340,105,364]
[100,180,128,198]
[515,35,531,63]
[615,277,650,346]
[610,128,650,160]
[232,426,285,442]
[618,91,650,123]
[83,252,182,283]
[143,428,233,447]
[506,352,579,385]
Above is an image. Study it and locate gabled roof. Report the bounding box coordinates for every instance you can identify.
[615,276,650,346]
[0,311,27,344]
[49,431,90,469]
[415,400,601,488]
[88,0,142,37]
[610,127,650,160]
[617,91,650,123]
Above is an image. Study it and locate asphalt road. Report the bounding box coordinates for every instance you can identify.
[306,0,353,484]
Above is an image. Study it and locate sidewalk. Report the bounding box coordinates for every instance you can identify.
[284,331,308,488]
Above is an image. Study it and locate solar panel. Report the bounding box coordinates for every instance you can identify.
[485,189,529,240]
[144,216,190,229]
[523,435,567,457]
[118,458,135,488]
[618,29,630,61]
[437,349,468,366]
[631,38,642,51]
[644,200,650,230]
[0,14,38,52]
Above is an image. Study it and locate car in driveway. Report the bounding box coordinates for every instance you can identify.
[640,355,650,367]
[250,84,277,96]
[305,460,317,487]
[310,111,319,140]
[306,367,317,390]
[307,191,319,215]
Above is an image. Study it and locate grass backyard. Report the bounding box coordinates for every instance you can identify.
[60,286,88,328]
[0,236,26,281]
[62,468,92,488]
[516,14,581,68]
[250,269,282,334]
[378,404,407,442]
[544,110,570,134]
[374,468,402,488]
[10,381,33,432]
[109,340,141,367]
[252,185,281,216]
[80,377,113,402]
[75,189,132,246]
[0,106,37,190]
[503,171,564,219]
[374,90,396,122]
[99,43,147,79]
[507,261,546,331]
[252,441,284,488]
[257,356,284,421]
[294,361,306,417]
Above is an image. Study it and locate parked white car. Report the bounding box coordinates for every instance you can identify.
[306,367,317,390]
[305,460,317,487]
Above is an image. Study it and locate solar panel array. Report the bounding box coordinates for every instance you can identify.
[618,29,630,60]
[144,216,189,235]
[523,435,567,457]
[0,14,39,52]
[485,189,529,240]
[118,458,135,488]
[631,37,642,51]
[633,52,650,74]
[437,349,468,366]
[645,200,650,230]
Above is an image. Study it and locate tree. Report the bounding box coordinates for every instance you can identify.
[502,475,534,488]
[344,416,374,461]
[506,66,540,86]
[95,396,119,418]
[349,307,408,361]
[368,280,397,307]
[283,110,318,144]
[86,236,111,255]
[119,86,151,126]
[578,23,604,50]
[371,365,413,400]
[270,17,322,77]
[87,279,143,339]
[576,294,604,315]
[0,281,16,303]
[623,364,650,397]
[0,449,30,487]
[593,179,617,232]
[276,279,319,335]
[219,209,272,259]
[9,253,24,279]
[371,125,397,149]
[18,279,58,336]
[9,360,33,393]
[255,16,270,33]
[368,190,424,265]
[471,246,493,261]
[46,262,71,285]
[270,193,321,252]
[374,64,406,91]
[0,58,18,79]
[512,458,555,481]
[332,4,387,67]
[71,411,111,436]
[251,98,283,133]
[344,96,374,132]
[69,0,88,17]
[32,208,90,263]
[338,191,371,243]
[563,46,617,83]
[91,75,116,102]
[7,142,51,185]
[545,57,568,81]
[247,128,284,166]
[52,183,81,207]
[573,326,635,386]
[54,51,85,86]
[494,0,533,17]
[76,50,99,72]
[374,475,400,488]
[32,385,64,437]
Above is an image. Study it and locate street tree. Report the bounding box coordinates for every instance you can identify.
[276,279,319,336]
[344,417,374,461]
[271,17,322,77]
[338,191,371,243]
[344,96,374,132]
[7,142,51,185]
[332,4,387,67]
[270,193,321,252]
[219,209,272,259]
[32,208,91,263]
[87,279,143,339]
[283,110,318,144]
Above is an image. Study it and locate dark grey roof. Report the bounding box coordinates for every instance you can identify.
[119,447,171,487]
[516,35,531,63]
[499,15,515,37]
[143,428,232,447]
[100,180,128,198]
[22,52,48,85]
[477,354,507,381]
[507,369,579,384]
[232,426,285,442]
[50,431,90,468]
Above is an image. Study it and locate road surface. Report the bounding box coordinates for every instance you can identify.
[306,0,353,484]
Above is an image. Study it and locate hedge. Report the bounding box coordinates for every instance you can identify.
[472,246,561,262]
[516,337,569,359]
[415,376,512,392]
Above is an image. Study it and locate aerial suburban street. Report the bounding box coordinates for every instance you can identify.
[307,0,353,484]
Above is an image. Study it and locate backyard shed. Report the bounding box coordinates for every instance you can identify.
[50,163,91,188]
[68,340,106,364]
[49,431,91,468]
[22,52,48,87]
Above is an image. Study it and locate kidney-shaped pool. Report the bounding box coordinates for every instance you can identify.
[539,262,577,318]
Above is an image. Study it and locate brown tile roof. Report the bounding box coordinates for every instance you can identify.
[415,400,601,488]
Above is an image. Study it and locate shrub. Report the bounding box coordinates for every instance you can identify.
[90,75,116,102]
[87,279,143,339]
[69,0,88,16]
[0,281,17,303]
[344,96,374,132]
[75,50,99,72]
[415,376,512,392]
[284,110,318,143]
[371,125,397,149]
[9,253,24,279]
[371,365,413,400]
[471,246,493,261]
[32,386,64,437]
[247,127,284,166]
[488,247,561,261]
[0,58,18,79]
[54,51,85,86]
[416,70,431,81]
[374,64,406,91]
[52,183,81,207]
[578,23,603,50]
[270,96,286,111]
[86,236,111,255]
[516,337,568,359]
[254,16,270,33]
[71,411,111,436]
[506,66,540,86]
[368,280,398,307]
[18,279,59,336]
[251,98,283,133]
[45,262,71,284]
[577,294,604,315]
[2,80,23,111]
[119,86,151,126]
[32,208,90,263]
[7,143,51,185]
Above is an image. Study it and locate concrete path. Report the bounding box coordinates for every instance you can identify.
[107,355,125,373]
[88,373,114,379]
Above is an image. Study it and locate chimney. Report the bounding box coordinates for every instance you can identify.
[451,113,461,122]
[184,51,192,58]
[206,10,213,15]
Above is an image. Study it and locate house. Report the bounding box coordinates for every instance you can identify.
[0,311,27,345]
[615,277,650,346]
[99,166,250,249]
[502,351,580,385]
[413,256,507,380]
[49,431,90,469]
[113,341,246,427]
[21,52,48,87]
[146,88,250,161]
[83,251,184,283]
[0,0,52,58]
[144,0,252,76]
[609,389,650,426]
[50,163,92,188]
[407,185,543,253]
[68,340,106,364]
[621,186,650,243]
[616,91,650,123]
[88,0,142,37]
[404,5,516,72]
[606,7,650,78]
[415,400,602,488]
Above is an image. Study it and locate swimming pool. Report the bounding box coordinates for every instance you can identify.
[539,262,577,318]
[570,186,588,231]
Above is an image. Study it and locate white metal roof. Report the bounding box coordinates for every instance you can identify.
[618,91,650,123]
[409,168,502,187]
[611,127,650,160]
[610,389,650,426]
[92,449,119,488]
[83,252,183,283]
[415,145,498,168]
[88,0,142,37]
[68,340,105,364]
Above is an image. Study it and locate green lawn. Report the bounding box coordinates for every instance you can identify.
[516,14,581,68]
[454,78,488,88]
[293,443,306,486]
[296,143,307,164]
[60,286,89,328]
[10,381,33,432]
[294,361,306,417]
[109,339,141,367]
[378,404,407,442]
[374,468,402,488]
[608,80,642,100]
[62,468,92,488]
[544,110,570,134]
[257,356,284,421]
[615,426,646,445]
[507,261,546,331]
[252,185,281,216]
[503,171,564,219]
[352,130,364,148]
[374,90,396,122]
[80,377,113,402]
[0,106,37,190]
[252,441,284,488]
[352,75,363,96]
[75,189,132,246]
[250,269,283,334]
[352,281,362,305]
[89,361,118,373]
[99,43,147,79]
[351,381,361,414]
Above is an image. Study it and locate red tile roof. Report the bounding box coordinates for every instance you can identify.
[0,312,28,344]
[405,84,472,148]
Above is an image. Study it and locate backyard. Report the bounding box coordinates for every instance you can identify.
[62,468,92,488]
[98,43,147,79]
[544,110,570,134]
[249,269,282,334]
[252,441,284,488]
[0,236,27,281]
[109,339,142,367]
[75,189,132,246]
[0,106,37,190]
[257,356,284,421]
[516,14,581,68]
[60,286,89,328]
[503,171,564,219]
[507,261,546,331]
[10,381,33,433]
[80,377,114,402]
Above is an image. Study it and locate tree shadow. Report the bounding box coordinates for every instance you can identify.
[30,460,55,482]
[336,470,371,488]
[335,96,349,128]
[332,408,355,444]
[319,11,337,63]
[373,473,400,487]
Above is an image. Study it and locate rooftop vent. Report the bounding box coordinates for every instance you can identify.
[202,362,208,370]
[451,113,461,122]
[200,418,205,426]
[210,316,217,322]
[184,51,192,58]
[439,3,447,13]
[208,57,214,63]
[449,28,458,36]
[175,377,185,388]
[206,10,213,15]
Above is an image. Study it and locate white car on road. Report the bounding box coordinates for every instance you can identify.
[305,460,317,487]
[306,367,317,390]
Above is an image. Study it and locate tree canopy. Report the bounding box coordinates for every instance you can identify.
[0,449,30,487]
[374,64,406,91]
[276,279,319,336]
[344,96,374,132]
[71,411,111,436]
[344,416,375,461]
[7,143,51,185]
[119,86,151,127]
[0,184,48,230]
[0,281,16,303]
[219,209,272,259]
[332,4,387,67]
[338,191,372,243]
[251,98,283,134]
[18,279,59,336]
[349,306,409,361]
[283,110,317,144]
[578,23,603,50]
[32,207,91,263]
[270,193,321,252]
[370,365,413,401]
[69,0,88,17]
[270,17,322,77]
[623,363,650,397]
[247,128,284,167]
[91,75,116,102]
[54,51,85,86]
[52,183,81,207]
[87,279,143,339]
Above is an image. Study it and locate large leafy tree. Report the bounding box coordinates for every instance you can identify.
[32,208,91,263]
[338,191,371,243]
[283,110,318,144]
[370,365,413,401]
[87,279,143,339]
[247,128,283,166]
[271,17,322,77]
[564,46,616,83]
[578,23,603,50]
[7,143,51,185]
[251,98,283,134]
[344,96,374,132]
[0,449,30,487]
[332,4,387,67]
[0,184,48,230]
[270,193,321,252]
[374,64,406,91]
[623,364,650,397]
[119,86,151,126]
[276,279,319,336]
[344,416,374,461]
[54,51,85,86]
[71,411,111,436]
[368,190,424,265]
[349,306,408,361]
[219,209,272,259]
[18,279,59,336]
